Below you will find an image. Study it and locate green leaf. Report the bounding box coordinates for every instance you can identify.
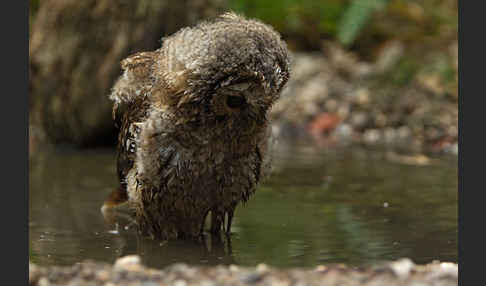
[337,0,389,46]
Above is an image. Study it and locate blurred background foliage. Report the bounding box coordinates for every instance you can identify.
[30,0,458,55]
[228,0,456,55]
[228,0,458,94]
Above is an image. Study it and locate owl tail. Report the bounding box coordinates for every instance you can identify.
[101,187,129,211]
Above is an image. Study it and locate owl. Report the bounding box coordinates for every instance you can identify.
[104,12,290,240]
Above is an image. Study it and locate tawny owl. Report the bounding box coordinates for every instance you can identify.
[104,12,290,240]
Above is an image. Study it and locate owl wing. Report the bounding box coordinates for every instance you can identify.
[109,51,156,200]
[109,51,156,122]
[256,124,275,182]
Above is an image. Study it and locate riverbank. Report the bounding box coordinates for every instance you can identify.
[29,256,457,286]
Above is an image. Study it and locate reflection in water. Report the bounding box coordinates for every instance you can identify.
[29,144,457,268]
[102,207,235,268]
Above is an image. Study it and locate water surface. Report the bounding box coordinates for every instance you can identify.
[29,143,457,268]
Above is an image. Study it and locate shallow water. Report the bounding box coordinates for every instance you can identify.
[29,143,457,268]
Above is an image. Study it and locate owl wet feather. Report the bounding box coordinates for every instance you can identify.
[106,12,290,240]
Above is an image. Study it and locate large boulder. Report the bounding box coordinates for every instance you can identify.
[29,0,226,147]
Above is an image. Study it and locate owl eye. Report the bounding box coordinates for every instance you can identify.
[228,82,251,91]
[226,95,247,109]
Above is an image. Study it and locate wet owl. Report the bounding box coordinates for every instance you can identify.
[105,12,290,240]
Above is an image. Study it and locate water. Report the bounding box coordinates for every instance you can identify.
[29,143,457,268]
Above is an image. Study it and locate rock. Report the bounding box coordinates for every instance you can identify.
[335,124,353,141]
[374,40,405,74]
[29,0,226,147]
[173,279,188,286]
[350,112,370,130]
[354,88,371,105]
[114,255,142,272]
[383,128,397,144]
[397,126,412,140]
[363,129,382,144]
[388,258,415,279]
[308,113,341,135]
[240,272,263,284]
[256,263,270,274]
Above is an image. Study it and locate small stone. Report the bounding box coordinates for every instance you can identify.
[350,112,369,130]
[335,124,353,140]
[229,265,239,272]
[324,99,338,112]
[383,128,396,143]
[389,258,415,279]
[96,270,111,281]
[374,40,404,73]
[355,88,370,105]
[173,279,188,286]
[447,143,458,155]
[336,104,350,119]
[363,129,381,144]
[375,113,387,127]
[199,280,215,286]
[114,255,141,271]
[410,283,429,286]
[425,262,458,281]
[256,263,269,274]
[308,113,341,135]
[141,282,158,286]
[438,262,458,277]
[315,265,328,272]
[397,126,411,139]
[241,272,263,284]
[38,277,50,286]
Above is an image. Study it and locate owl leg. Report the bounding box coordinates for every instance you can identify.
[225,209,234,235]
[210,209,223,236]
[225,202,239,235]
[200,209,210,234]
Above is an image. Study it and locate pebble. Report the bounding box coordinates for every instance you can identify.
[241,272,263,284]
[383,128,397,143]
[96,270,111,281]
[389,258,415,279]
[173,279,188,286]
[256,263,270,274]
[397,126,411,139]
[229,265,240,272]
[335,124,353,140]
[350,112,369,130]
[363,129,381,144]
[114,255,142,271]
[29,259,458,286]
[38,277,50,286]
[355,88,370,105]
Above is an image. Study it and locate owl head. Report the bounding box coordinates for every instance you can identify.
[152,12,290,127]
